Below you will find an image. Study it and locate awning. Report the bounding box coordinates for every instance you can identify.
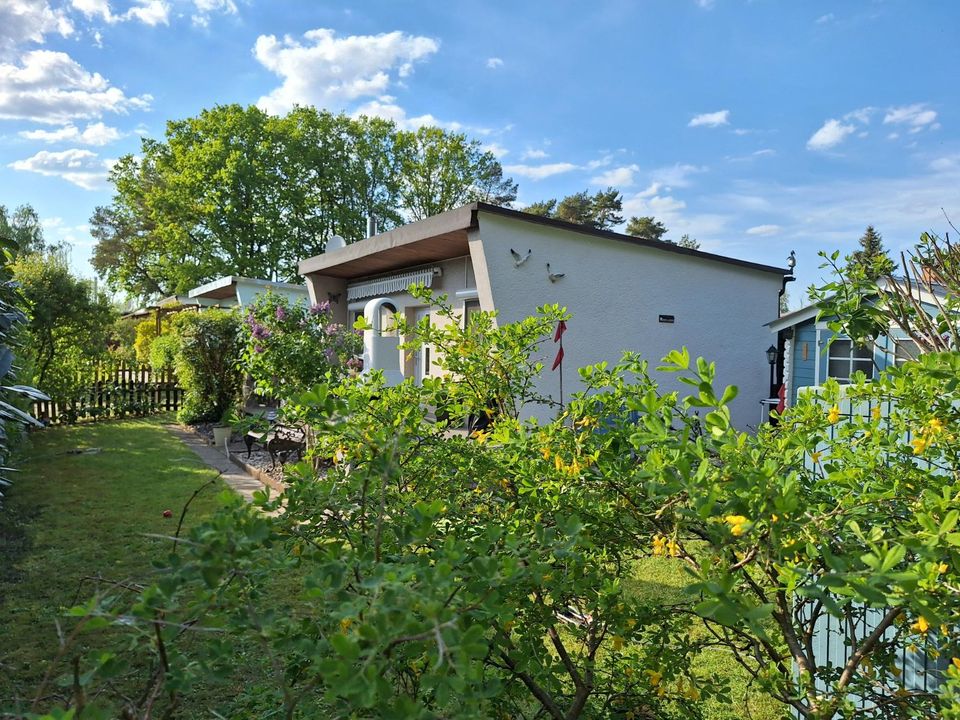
[346,267,441,302]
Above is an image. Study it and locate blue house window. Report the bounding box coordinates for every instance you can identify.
[828,339,874,382]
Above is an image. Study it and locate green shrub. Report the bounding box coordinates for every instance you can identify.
[149,333,179,374]
[172,310,241,424]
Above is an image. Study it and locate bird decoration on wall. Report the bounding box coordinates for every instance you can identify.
[546,263,565,283]
[787,250,797,272]
[327,292,342,304]
[510,248,532,267]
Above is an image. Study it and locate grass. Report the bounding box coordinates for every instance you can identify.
[0,416,232,713]
[627,557,787,720]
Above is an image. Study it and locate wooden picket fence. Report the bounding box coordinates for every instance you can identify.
[31,364,183,424]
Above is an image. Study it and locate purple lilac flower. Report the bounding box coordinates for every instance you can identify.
[251,323,272,340]
[275,306,286,321]
[325,322,342,334]
[324,347,337,363]
[309,300,331,316]
[254,345,264,354]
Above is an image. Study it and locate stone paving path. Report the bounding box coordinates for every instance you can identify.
[163,424,276,506]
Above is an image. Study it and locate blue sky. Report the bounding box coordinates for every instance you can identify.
[1,0,958,305]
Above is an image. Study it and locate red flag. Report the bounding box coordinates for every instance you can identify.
[553,320,567,343]
[776,383,786,414]
[551,346,565,371]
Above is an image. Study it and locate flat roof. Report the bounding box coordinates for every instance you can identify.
[299,202,788,279]
[188,275,308,300]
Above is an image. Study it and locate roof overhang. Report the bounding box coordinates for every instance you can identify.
[188,275,308,300]
[298,202,789,281]
[298,205,476,279]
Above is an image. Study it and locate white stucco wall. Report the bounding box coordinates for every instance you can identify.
[473,213,783,430]
[235,280,309,308]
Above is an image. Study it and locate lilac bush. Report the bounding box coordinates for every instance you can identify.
[240,292,362,401]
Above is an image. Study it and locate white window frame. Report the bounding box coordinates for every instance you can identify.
[826,336,875,383]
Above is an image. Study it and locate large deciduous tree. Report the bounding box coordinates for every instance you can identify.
[396,126,517,220]
[0,204,46,254]
[91,106,517,300]
[13,251,114,395]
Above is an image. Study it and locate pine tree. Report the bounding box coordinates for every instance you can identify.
[850,225,894,280]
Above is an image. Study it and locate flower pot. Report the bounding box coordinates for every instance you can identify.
[212,425,231,451]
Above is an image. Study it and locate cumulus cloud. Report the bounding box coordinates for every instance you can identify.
[591,164,639,187]
[70,0,170,26]
[190,0,237,26]
[9,148,113,189]
[746,224,781,236]
[807,118,856,151]
[0,0,73,56]
[883,103,938,133]
[352,96,460,131]
[0,50,152,124]
[19,121,122,145]
[502,162,578,181]
[486,57,503,69]
[688,110,729,128]
[254,28,439,114]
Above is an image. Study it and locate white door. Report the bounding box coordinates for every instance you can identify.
[412,308,432,385]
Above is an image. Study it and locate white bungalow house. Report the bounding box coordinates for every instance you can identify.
[298,202,788,429]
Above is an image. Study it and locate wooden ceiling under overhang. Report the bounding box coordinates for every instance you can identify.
[309,229,470,279]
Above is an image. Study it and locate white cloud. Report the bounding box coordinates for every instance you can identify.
[883,103,938,131]
[483,142,508,158]
[486,57,503,69]
[806,118,856,151]
[585,154,613,170]
[19,121,122,145]
[502,162,578,181]
[521,148,548,160]
[688,110,729,128]
[816,13,835,24]
[0,0,73,56]
[9,148,113,189]
[191,0,237,27]
[843,107,874,124]
[696,0,715,8]
[70,0,170,26]
[930,154,960,173]
[746,224,781,236]
[352,96,460,131]
[591,164,639,187]
[650,163,706,188]
[0,50,151,124]
[754,148,775,157]
[254,28,439,114]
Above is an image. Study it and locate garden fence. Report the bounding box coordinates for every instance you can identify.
[31,364,182,424]
[797,386,947,708]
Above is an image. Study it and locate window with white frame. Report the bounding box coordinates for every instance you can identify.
[827,338,875,382]
[894,338,921,365]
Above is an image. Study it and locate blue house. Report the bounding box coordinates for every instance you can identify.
[766,280,940,407]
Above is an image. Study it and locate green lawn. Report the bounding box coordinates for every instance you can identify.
[628,557,786,720]
[0,416,232,714]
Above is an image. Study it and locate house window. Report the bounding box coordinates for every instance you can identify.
[827,339,874,382]
[894,338,920,365]
[463,300,482,327]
